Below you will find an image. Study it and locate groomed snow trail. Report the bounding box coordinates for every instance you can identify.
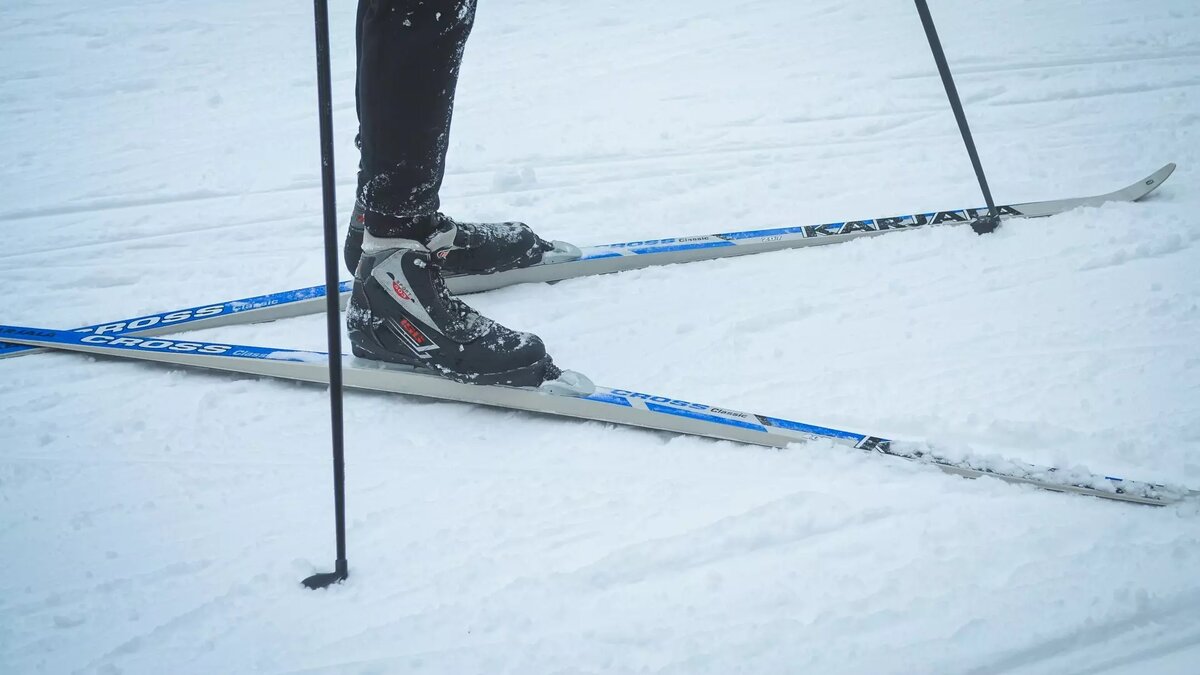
[2,1,1199,673]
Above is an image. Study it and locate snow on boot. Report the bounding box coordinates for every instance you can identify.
[343,202,580,276]
[347,236,563,388]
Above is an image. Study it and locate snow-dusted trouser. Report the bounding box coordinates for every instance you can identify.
[355,0,477,238]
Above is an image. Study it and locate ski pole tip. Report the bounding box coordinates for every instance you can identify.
[301,559,348,590]
[971,212,1001,235]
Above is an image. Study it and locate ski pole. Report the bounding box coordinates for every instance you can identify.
[913,0,1000,234]
[303,0,349,590]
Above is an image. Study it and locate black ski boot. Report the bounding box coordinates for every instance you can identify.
[347,238,567,388]
[343,202,580,276]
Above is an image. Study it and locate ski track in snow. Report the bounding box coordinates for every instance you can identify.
[2,0,1200,673]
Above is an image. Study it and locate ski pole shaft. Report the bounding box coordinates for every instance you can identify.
[303,0,349,590]
[913,0,999,234]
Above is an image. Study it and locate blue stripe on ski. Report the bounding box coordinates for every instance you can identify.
[582,240,736,258]
[643,402,767,432]
[714,225,810,240]
[584,390,634,407]
[757,415,867,443]
[578,251,625,261]
[222,284,329,312]
[0,281,347,358]
[628,241,735,255]
[0,325,325,363]
[1,342,32,357]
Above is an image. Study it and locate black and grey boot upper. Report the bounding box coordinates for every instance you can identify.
[347,235,561,388]
[344,203,555,276]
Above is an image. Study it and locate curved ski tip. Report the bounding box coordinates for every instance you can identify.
[1153,162,1176,181]
[542,240,583,266]
[1135,162,1177,200]
[540,369,595,397]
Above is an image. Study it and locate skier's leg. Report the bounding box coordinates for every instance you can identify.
[347,0,565,386]
[345,0,573,275]
[356,0,474,232]
[353,0,368,186]
[345,0,369,270]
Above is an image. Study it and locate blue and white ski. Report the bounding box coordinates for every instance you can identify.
[1,323,1193,507]
[0,164,1175,361]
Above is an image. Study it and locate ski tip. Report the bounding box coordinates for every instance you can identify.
[1134,163,1177,201]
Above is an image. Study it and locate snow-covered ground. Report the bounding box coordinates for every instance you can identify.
[3,0,1200,672]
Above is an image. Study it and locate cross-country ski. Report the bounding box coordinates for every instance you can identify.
[0,162,1175,361]
[6,323,1193,507]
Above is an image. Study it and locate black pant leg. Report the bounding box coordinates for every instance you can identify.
[354,0,368,175]
[356,0,477,237]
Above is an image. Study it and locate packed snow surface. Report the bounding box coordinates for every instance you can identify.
[2,1,1200,673]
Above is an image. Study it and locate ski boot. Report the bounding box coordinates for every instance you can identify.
[343,202,580,276]
[347,234,590,393]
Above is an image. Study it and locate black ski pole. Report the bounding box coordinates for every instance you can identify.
[302,0,349,590]
[913,0,1000,234]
